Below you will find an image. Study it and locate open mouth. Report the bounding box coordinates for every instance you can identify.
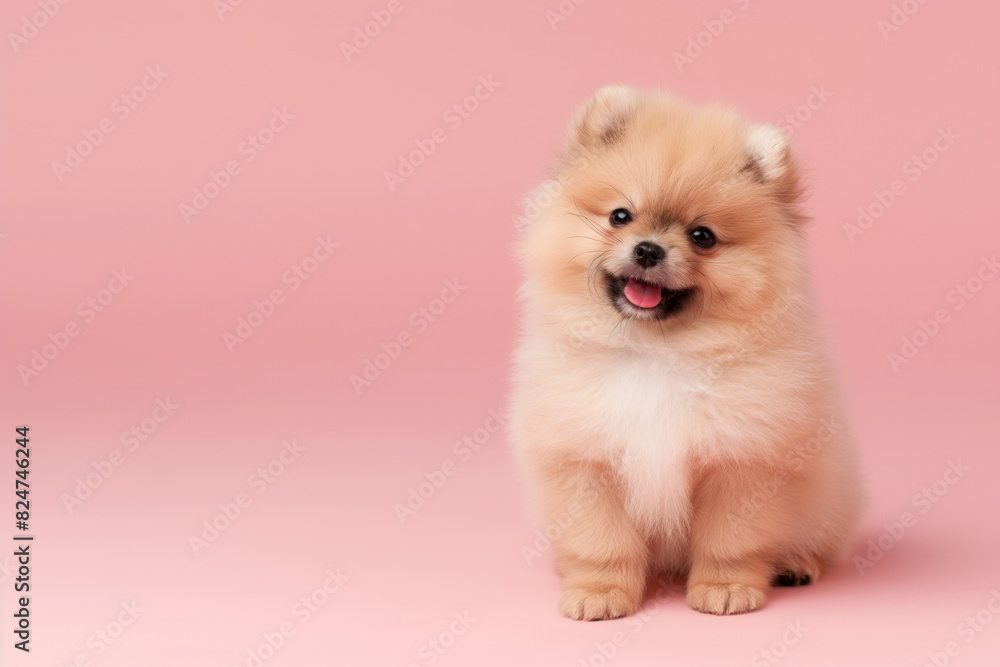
[605,273,695,320]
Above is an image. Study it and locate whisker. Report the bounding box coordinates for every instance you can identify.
[691,280,709,328]
[559,208,609,240]
[692,266,726,314]
[568,248,607,263]
[586,252,609,302]
[621,313,633,343]
[598,181,637,212]
[607,315,627,342]
[571,198,615,240]
[698,270,726,308]
[684,264,726,329]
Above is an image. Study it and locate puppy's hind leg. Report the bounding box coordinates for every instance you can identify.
[686,462,778,615]
[773,552,828,587]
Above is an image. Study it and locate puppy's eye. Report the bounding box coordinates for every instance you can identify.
[689,226,717,249]
[610,208,633,227]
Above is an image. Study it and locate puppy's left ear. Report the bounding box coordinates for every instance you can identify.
[743,123,791,182]
[742,123,803,204]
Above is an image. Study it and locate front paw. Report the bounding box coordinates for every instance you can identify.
[559,587,639,621]
[686,582,767,615]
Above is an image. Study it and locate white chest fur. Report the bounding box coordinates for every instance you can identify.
[543,349,701,539]
[603,353,696,537]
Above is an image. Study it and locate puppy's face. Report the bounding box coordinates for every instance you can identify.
[524,87,807,337]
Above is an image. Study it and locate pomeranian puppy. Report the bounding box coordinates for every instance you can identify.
[509,86,862,619]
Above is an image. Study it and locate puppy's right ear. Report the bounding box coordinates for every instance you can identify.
[566,85,640,152]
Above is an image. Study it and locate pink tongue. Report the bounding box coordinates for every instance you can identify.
[624,278,662,308]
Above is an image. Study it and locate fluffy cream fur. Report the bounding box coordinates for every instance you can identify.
[509,87,862,619]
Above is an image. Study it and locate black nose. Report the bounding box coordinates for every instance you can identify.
[633,241,665,268]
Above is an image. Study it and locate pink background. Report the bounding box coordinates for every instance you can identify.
[2,0,999,665]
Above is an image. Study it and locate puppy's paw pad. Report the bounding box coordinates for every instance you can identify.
[773,571,812,587]
[686,582,766,615]
[773,554,824,587]
[559,587,638,621]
